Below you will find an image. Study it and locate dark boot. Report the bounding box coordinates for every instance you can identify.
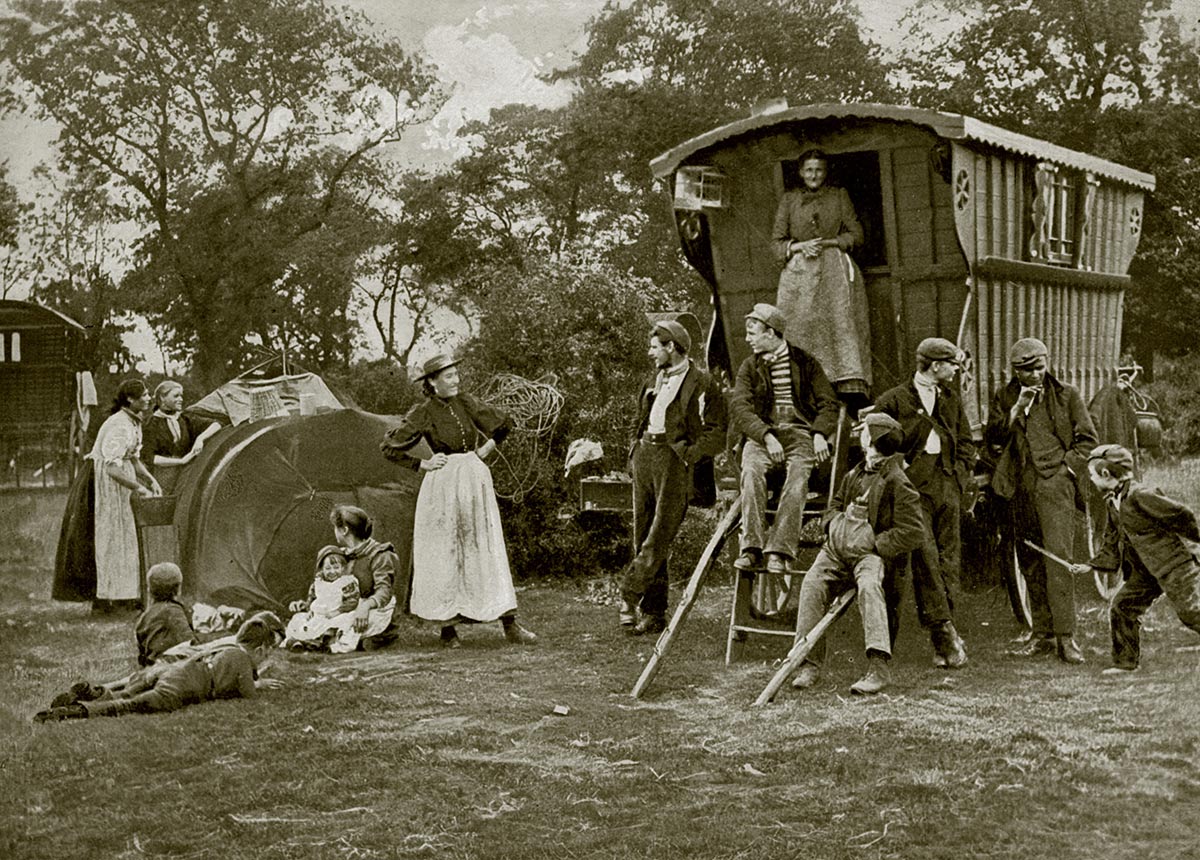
[1057,636,1085,665]
[1009,634,1056,657]
[440,625,461,649]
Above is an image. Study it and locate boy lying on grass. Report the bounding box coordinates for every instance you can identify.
[1068,444,1200,674]
[34,612,284,722]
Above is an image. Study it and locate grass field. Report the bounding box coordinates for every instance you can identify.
[3,462,1200,860]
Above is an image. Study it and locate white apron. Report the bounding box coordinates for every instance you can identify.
[410,453,518,622]
[89,411,143,601]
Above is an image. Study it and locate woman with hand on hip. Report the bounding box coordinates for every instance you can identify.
[382,353,537,648]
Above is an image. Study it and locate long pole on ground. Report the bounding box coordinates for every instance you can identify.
[753,588,856,707]
[631,496,741,699]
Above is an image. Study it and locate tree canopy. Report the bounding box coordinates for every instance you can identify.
[1,0,438,384]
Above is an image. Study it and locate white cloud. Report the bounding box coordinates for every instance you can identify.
[418,24,574,157]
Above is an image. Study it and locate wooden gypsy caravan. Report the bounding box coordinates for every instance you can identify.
[628,104,1156,696]
[649,102,1155,426]
[0,299,89,487]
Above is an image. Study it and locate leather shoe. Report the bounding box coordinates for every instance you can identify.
[503,621,538,645]
[1010,628,1035,645]
[765,553,788,575]
[943,624,968,669]
[850,654,890,695]
[790,662,821,689]
[618,600,635,626]
[1102,664,1138,676]
[734,549,761,571]
[1008,635,1055,657]
[631,610,665,637]
[931,653,949,669]
[50,681,104,709]
[33,703,87,723]
[1057,636,1085,665]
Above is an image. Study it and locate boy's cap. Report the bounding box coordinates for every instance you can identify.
[652,320,691,353]
[916,337,960,363]
[856,411,902,442]
[1088,443,1135,473]
[745,303,788,336]
[1010,337,1049,369]
[146,562,183,589]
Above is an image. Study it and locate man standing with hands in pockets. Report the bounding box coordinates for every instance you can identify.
[983,337,1097,664]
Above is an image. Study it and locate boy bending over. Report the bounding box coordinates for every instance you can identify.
[1069,444,1200,674]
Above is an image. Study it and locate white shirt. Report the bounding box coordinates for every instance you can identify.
[647,361,689,434]
[913,372,942,455]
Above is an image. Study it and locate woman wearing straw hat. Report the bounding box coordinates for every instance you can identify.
[381,353,537,648]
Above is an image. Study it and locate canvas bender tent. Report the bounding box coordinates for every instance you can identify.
[55,409,419,613]
[171,409,419,611]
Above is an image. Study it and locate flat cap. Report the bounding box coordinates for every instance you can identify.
[745,303,788,336]
[916,337,960,363]
[653,320,691,354]
[1010,337,1049,368]
[856,411,904,455]
[856,411,902,440]
[1088,443,1135,474]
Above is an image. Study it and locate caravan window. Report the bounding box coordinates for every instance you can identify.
[1031,163,1079,267]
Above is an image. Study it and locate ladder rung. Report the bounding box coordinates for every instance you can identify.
[730,625,795,637]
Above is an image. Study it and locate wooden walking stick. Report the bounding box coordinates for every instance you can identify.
[1021,539,1074,569]
[631,496,742,699]
[753,588,856,707]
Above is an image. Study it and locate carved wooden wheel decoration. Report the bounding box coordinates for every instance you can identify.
[955,169,971,211]
[1128,206,1142,236]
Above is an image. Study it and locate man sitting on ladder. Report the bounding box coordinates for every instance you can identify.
[728,303,841,575]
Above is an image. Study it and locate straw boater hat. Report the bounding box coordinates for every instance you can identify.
[415,352,458,381]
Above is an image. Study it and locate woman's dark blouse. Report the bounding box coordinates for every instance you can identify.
[382,393,511,466]
[143,412,210,461]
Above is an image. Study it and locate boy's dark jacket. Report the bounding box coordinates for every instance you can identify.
[729,345,841,443]
[874,378,975,492]
[982,372,1097,501]
[822,456,925,562]
[1089,485,1200,580]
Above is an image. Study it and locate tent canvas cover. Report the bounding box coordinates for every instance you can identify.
[56,409,419,613]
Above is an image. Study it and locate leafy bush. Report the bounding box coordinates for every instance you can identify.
[460,256,682,579]
[1144,353,1200,456]
[324,358,419,418]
